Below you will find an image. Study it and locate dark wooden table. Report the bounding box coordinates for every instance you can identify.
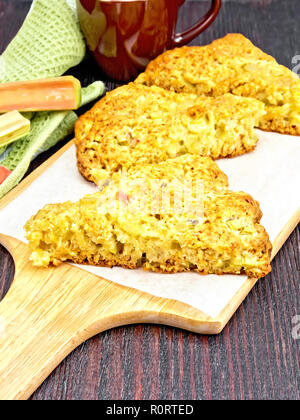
[0,0,299,400]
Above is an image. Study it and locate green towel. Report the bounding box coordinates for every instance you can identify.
[0,0,106,199]
[0,0,85,82]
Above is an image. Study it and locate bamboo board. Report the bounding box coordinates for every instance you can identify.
[0,139,299,400]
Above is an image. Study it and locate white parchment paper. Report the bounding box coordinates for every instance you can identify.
[0,130,299,318]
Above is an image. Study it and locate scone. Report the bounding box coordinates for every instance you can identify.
[75,83,264,184]
[25,155,272,279]
[136,34,300,136]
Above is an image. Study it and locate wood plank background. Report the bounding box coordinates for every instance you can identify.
[0,0,299,400]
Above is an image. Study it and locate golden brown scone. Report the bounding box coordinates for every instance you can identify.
[75,82,264,184]
[136,33,300,136]
[25,155,272,279]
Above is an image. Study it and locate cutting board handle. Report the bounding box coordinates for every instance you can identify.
[0,234,218,400]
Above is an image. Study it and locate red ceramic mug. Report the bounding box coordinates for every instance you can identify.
[77,0,222,81]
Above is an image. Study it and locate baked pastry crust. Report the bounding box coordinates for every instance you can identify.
[136,34,300,136]
[25,155,272,279]
[75,82,264,184]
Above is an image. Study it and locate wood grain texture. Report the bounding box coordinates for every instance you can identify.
[0,0,299,400]
[0,234,225,400]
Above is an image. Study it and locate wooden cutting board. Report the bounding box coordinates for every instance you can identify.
[0,139,299,400]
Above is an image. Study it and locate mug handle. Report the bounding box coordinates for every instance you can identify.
[170,0,222,48]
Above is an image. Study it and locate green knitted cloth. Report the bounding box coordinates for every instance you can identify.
[0,0,106,199]
[0,0,85,82]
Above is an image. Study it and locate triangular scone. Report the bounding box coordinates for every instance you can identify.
[136,34,300,136]
[75,83,264,184]
[25,155,272,279]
